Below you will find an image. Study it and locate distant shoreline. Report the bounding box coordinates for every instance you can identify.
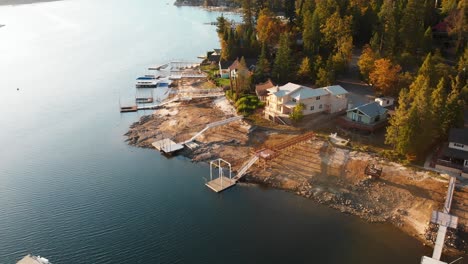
[0,0,61,6]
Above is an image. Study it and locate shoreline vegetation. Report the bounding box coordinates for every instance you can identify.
[125,76,468,255]
[0,0,60,6]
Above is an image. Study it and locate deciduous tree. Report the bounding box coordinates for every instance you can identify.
[358,44,378,82]
[369,58,402,95]
[297,57,312,82]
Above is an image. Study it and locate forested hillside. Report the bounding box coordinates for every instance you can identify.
[215,0,467,160]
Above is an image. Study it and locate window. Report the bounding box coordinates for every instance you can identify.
[310,106,314,111]
[319,104,322,109]
[292,98,297,102]
[316,96,320,100]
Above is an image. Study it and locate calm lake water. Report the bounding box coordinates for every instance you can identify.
[0,0,436,263]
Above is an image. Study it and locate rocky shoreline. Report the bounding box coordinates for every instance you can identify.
[125,93,468,255]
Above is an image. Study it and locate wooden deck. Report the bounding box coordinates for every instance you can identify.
[205,176,236,193]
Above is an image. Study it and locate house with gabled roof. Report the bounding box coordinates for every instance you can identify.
[435,128,468,178]
[219,57,257,79]
[255,79,275,102]
[263,82,349,122]
[337,102,389,132]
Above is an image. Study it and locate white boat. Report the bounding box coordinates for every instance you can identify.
[136,76,158,88]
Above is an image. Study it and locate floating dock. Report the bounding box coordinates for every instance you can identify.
[205,176,236,193]
[152,138,184,154]
[136,97,154,103]
[120,105,138,112]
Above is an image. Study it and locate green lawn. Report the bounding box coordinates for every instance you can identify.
[217,78,231,87]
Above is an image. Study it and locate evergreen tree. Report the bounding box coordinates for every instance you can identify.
[411,76,434,152]
[423,26,433,54]
[284,0,296,24]
[417,53,436,84]
[385,89,416,155]
[399,0,425,53]
[321,11,354,73]
[254,43,271,82]
[272,33,294,84]
[443,81,465,136]
[302,10,321,55]
[386,88,411,155]
[241,0,254,30]
[315,56,335,87]
[431,78,448,140]
[216,15,227,35]
[378,0,398,56]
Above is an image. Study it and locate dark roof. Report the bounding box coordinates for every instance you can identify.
[228,58,257,71]
[348,102,387,118]
[441,144,468,160]
[207,54,220,62]
[219,60,235,69]
[255,79,275,96]
[448,128,468,145]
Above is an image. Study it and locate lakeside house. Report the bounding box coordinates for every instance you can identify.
[219,58,256,79]
[337,102,389,132]
[218,60,234,78]
[263,82,349,122]
[255,79,275,102]
[435,128,468,178]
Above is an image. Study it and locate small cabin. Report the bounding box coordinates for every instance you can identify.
[375,97,394,108]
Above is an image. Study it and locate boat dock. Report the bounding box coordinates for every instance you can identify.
[421,176,459,264]
[120,105,138,112]
[152,138,184,155]
[136,97,154,103]
[205,159,236,193]
[148,63,169,71]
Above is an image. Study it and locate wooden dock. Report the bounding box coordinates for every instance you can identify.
[120,105,138,112]
[136,97,154,104]
[205,176,236,193]
[152,138,184,154]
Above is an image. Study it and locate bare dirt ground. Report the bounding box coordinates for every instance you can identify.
[125,79,468,254]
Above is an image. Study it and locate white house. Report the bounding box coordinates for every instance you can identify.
[264,83,349,121]
[375,97,395,108]
[436,128,468,178]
